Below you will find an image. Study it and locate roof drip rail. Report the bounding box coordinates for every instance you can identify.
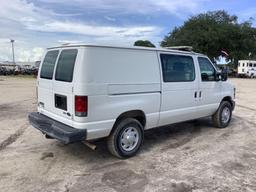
[164,46,193,52]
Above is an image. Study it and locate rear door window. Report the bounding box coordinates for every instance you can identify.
[55,49,78,82]
[40,50,59,79]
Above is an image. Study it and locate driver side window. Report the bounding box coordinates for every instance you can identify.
[198,57,216,81]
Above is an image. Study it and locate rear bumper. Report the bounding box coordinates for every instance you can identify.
[28,112,86,144]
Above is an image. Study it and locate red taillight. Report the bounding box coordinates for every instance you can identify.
[75,96,87,117]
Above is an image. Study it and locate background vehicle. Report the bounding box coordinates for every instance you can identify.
[29,44,235,158]
[247,69,256,78]
[237,60,256,77]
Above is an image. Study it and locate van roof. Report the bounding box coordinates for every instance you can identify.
[47,44,206,56]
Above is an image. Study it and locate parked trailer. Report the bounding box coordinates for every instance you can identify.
[238,60,256,77]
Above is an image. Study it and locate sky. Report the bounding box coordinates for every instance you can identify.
[0,0,255,62]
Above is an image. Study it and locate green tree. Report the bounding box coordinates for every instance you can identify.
[134,40,156,48]
[161,10,256,66]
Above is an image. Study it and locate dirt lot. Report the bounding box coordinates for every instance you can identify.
[0,77,256,192]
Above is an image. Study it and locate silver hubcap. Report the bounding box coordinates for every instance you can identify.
[221,107,230,124]
[120,127,139,151]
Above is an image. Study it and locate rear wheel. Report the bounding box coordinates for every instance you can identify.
[212,101,232,128]
[107,118,144,158]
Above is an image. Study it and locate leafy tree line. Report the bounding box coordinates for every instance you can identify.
[135,10,256,67]
[134,40,156,48]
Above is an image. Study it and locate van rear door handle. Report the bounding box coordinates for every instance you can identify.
[63,111,71,116]
[199,91,202,98]
[194,91,197,98]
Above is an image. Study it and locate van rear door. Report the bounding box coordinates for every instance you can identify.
[52,49,78,121]
[38,49,78,126]
[38,50,59,115]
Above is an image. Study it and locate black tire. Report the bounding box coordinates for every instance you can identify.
[212,101,232,128]
[107,118,144,158]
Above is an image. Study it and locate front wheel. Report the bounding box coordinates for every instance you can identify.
[107,118,144,158]
[212,101,232,128]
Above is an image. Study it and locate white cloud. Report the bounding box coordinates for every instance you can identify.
[38,0,207,16]
[0,46,44,62]
[237,8,256,23]
[58,40,84,44]
[149,0,207,17]
[0,0,51,24]
[0,38,12,44]
[15,47,44,62]
[27,21,161,38]
[104,16,116,22]
[0,0,208,61]
[5,0,162,39]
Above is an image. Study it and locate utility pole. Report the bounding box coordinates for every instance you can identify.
[10,39,15,64]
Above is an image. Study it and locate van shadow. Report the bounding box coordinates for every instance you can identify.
[142,118,211,152]
[57,117,231,163]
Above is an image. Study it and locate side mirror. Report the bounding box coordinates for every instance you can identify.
[221,71,228,81]
[215,72,221,81]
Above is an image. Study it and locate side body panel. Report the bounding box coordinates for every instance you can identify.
[157,52,200,126]
[197,81,222,117]
[73,47,161,139]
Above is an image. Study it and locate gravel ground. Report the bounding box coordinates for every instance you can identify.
[0,77,256,192]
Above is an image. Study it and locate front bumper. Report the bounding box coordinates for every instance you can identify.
[28,112,86,144]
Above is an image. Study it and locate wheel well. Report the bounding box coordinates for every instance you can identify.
[113,110,146,129]
[222,96,233,108]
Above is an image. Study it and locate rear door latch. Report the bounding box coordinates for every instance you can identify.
[38,102,44,108]
[63,111,71,117]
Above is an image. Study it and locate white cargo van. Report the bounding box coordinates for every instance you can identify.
[29,44,235,158]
